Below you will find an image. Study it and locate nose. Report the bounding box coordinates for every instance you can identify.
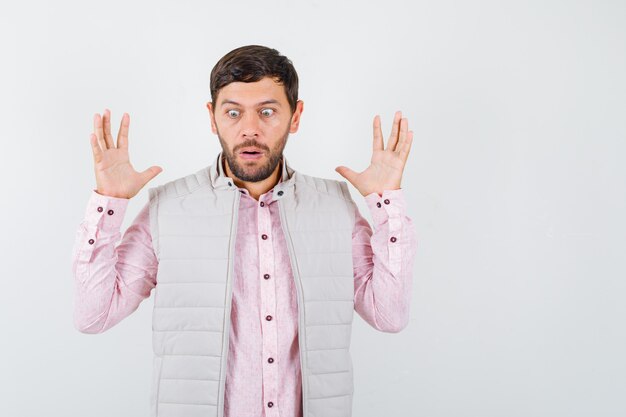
[240,110,260,138]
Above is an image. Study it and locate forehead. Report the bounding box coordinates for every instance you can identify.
[217,76,288,107]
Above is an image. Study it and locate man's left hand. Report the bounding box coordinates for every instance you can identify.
[335,111,413,197]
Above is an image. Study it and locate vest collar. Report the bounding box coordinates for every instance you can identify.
[208,151,297,197]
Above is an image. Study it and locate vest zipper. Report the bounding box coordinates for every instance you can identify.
[217,190,241,417]
[277,198,309,417]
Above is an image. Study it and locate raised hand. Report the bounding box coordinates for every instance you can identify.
[335,111,413,197]
[90,109,163,199]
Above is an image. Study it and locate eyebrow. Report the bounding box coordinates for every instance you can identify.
[219,99,282,107]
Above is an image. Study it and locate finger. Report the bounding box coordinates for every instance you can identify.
[140,166,163,184]
[90,133,103,162]
[397,130,413,163]
[386,110,402,150]
[372,115,383,151]
[393,117,409,153]
[93,113,107,150]
[117,113,130,150]
[102,108,115,149]
[335,166,358,185]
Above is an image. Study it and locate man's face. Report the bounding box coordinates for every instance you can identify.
[206,76,303,183]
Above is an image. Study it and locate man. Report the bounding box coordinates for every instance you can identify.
[72,44,417,417]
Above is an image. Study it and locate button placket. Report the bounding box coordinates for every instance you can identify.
[381,194,403,275]
[78,222,99,262]
[257,197,279,415]
[89,203,105,247]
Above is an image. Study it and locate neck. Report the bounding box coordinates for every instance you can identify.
[223,156,282,201]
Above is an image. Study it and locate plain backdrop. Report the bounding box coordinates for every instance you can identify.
[1,0,625,416]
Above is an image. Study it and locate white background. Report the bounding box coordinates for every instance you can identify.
[1,0,625,416]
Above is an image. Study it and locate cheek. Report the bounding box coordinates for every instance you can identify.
[268,114,293,129]
[215,119,237,136]
[267,118,284,129]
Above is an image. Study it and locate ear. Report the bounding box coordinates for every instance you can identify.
[206,101,218,134]
[289,100,304,133]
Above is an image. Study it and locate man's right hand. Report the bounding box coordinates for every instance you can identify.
[90,109,163,199]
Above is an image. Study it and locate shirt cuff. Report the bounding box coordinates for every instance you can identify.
[83,189,130,232]
[364,188,407,227]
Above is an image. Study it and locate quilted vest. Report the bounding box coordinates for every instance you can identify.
[147,152,357,417]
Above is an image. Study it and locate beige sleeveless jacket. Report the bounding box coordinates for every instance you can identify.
[147,153,357,417]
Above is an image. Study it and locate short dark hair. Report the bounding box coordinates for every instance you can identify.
[210,45,299,114]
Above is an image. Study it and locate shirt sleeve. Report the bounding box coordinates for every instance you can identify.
[71,189,158,334]
[352,188,418,333]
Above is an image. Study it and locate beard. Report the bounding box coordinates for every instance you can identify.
[217,124,290,183]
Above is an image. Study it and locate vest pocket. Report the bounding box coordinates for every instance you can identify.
[149,355,164,417]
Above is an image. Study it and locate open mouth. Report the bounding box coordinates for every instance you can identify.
[239,149,264,160]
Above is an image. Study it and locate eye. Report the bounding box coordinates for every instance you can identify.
[260,108,274,117]
[227,109,240,118]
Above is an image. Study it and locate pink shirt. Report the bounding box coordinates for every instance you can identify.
[71,156,418,417]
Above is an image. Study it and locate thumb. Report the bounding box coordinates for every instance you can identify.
[140,166,163,184]
[335,166,358,184]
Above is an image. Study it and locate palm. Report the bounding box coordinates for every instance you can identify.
[335,111,413,197]
[94,148,143,199]
[90,110,162,199]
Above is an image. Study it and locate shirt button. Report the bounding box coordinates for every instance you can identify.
[268,402,274,408]
[376,202,381,208]
[268,357,274,363]
[107,209,114,215]
[264,273,270,280]
[97,206,103,212]
[390,236,397,243]
[260,201,265,207]
[227,181,232,186]
[88,239,95,245]
[261,234,268,240]
[384,199,390,205]
[277,190,283,196]
[266,315,272,321]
